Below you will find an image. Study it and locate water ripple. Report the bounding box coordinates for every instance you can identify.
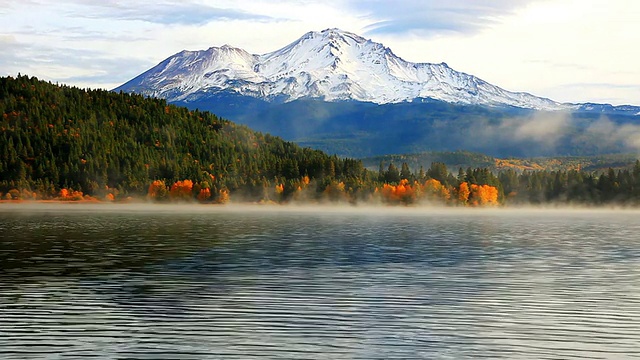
[1,207,640,359]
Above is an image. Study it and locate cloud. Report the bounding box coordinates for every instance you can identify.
[346,0,537,35]
[0,0,38,11]
[374,0,640,106]
[459,111,640,156]
[1,0,638,106]
[455,112,572,157]
[0,37,152,89]
[585,118,640,152]
[512,112,572,147]
[65,1,275,25]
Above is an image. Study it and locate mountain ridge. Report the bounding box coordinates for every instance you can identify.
[115,28,574,111]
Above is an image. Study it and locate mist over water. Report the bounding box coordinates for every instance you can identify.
[1,204,640,359]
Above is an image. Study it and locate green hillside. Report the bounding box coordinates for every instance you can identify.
[0,75,368,201]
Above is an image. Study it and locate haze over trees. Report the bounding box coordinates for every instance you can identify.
[1,75,640,206]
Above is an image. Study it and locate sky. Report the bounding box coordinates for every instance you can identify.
[1,0,638,105]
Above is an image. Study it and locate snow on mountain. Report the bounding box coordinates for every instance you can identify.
[115,28,568,111]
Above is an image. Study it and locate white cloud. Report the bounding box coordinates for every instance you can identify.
[348,0,537,35]
[382,0,640,105]
[0,0,638,105]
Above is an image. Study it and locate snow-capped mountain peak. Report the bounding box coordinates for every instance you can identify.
[115,28,567,110]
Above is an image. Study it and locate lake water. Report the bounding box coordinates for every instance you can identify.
[1,204,639,359]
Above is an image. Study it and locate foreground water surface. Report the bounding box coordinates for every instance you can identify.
[1,204,639,359]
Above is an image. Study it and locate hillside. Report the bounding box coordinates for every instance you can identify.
[0,75,365,201]
[362,151,640,174]
[179,96,640,158]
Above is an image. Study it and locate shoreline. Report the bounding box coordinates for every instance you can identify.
[1,200,639,216]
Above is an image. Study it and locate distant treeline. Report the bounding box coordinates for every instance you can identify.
[1,75,639,206]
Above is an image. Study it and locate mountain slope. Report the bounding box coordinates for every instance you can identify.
[115,28,566,111]
[169,95,640,158]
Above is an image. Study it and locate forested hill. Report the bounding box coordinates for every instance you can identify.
[3,75,640,206]
[0,75,367,201]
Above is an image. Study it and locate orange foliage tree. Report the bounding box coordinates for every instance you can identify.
[197,188,211,202]
[147,180,169,201]
[58,188,84,201]
[380,179,417,204]
[469,184,499,206]
[380,183,398,203]
[169,180,194,201]
[376,178,501,207]
[457,182,471,205]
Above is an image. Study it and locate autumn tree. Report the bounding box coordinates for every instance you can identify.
[457,181,471,205]
[421,179,450,203]
[323,180,348,202]
[197,188,211,202]
[148,180,169,201]
[469,184,499,206]
[217,188,230,204]
[381,179,416,205]
[170,179,194,201]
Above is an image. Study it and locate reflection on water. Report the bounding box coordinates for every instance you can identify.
[1,204,640,359]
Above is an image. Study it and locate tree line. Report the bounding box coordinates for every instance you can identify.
[1,75,639,206]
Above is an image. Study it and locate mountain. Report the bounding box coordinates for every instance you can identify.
[115,29,640,158]
[116,28,568,111]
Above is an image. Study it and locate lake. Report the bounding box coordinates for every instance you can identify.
[1,204,639,359]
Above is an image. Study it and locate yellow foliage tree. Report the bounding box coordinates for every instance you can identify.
[421,179,450,203]
[323,181,347,202]
[469,184,499,206]
[217,189,230,204]
[147,180,168,201]
[457,182,471,205]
